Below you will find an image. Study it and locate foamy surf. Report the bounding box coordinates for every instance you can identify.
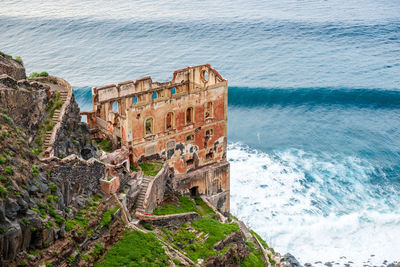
[228,142,400,266]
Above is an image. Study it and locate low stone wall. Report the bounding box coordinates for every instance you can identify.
[142,163,170,213]
[136,212,200,230]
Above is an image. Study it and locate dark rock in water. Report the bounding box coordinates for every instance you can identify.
[324,262,333,267]
[305,263,312,267]
[284,253,301,267]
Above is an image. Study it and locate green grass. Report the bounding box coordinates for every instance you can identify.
[194,196,216,217]
[98,139,113,152]
[167,217,239,262]
[94,230,169,267]
[241,241,265,267]
[99,206,119,228]
[153,196,199,215]
[139,161,163,176]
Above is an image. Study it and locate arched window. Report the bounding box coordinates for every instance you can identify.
[171,87,176,95]
[152,92,158,99]
[186,107,194,124]
[166,112,174,130]
[145,117,153,135]
[132,96,138,105]
[205,102,213,119]
[112,101,118,113]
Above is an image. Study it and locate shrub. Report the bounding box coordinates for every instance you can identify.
[49,182,57,193]
[32,165,39,177]
[68,256,75,263]
[0,154,7,164]
[45,221,53,229]
[28,71,49,80]
[0,113,14,125]
[4,166,13,175]
[0,226,5,234]
[90,243,105,260]
[99,206,119,227]
[143,223,153,230]
[17,260,27,266]
[14,56,23,64]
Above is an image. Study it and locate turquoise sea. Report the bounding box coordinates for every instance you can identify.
[1,0,399,265]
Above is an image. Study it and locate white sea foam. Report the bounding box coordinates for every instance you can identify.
[228,142,400,265]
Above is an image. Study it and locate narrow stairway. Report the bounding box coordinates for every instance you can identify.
[136,177,151,212]
[43,90,68,151]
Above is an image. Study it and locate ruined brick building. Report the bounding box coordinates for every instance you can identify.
[83,65,230,213]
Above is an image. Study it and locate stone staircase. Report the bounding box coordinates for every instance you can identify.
[136,177,151,212]
[43,89,69,152]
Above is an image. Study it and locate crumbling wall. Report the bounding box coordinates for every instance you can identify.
[142,163,170,213]
[173,161,230,214]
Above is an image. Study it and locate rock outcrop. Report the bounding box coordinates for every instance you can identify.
[0,53,25,80]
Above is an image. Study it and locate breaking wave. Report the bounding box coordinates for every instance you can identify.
[228,143,400,265]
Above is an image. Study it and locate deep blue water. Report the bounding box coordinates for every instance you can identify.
[1,0,400,264]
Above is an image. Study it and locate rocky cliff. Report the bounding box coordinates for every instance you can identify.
[0,53,297,267]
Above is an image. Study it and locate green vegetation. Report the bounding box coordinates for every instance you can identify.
[12,85,19,90]
[161,217,239,262]
[129,164,140,172]
[192,217,239,248]
[250,229,274,252]
[194,196,216,217]
[14,56,23,65]
[32,165,39,177]
[0,227,5,234]
[28,71,49,80]
[4,166,13,175]
[143,223,153,230]
[97,139,112,152]
[153,196,198,215]
[0,185,7,198]
[241,241,265,267]
[0,113,14,126]
[268,253,276,265]
[139,161,163,176]
[48,182,57,193]
[95,230,168,267]
[99,206,119,227]
[0,154,7,164]
[90,243,105,260]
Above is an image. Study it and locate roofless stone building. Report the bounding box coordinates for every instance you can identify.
[82,65,230,214]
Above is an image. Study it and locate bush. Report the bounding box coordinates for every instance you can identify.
[28,71,49,80]
[0,154,7,164]
[14,56,23,65]
[32,165,39,177]
[143,223,153,230]
[0,113,14,126]
[99,206,119,227]
[90,243,105,260]
[0,186,6,198]
[4,166,13,175]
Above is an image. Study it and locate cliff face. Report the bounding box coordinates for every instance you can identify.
[0,55,104,264]
[0,53,26,80]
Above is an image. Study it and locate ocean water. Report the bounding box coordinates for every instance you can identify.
[1,0,400,265]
